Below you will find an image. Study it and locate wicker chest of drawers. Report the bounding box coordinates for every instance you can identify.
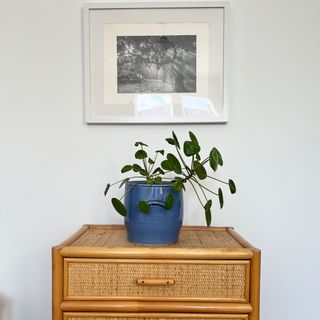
[52,225,260,320]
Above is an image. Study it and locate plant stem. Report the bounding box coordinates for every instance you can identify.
[110,176,145,187]
[201,157,210,166]
[149,152,158,174]
[207,176,228,185]
[192,178,208,202]
[188,179,204,207]
[140,146,149,174]
[119,182,137,201]
[190,177,218,196]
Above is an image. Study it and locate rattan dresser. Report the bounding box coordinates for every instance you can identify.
[52,225,260,320]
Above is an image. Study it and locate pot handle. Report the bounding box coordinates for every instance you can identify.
[147,201,166,209]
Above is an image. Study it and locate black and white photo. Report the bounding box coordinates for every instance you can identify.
[117,35,196,94]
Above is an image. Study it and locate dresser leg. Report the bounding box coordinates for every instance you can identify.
[52,247,63,320]
[249,249,261,320]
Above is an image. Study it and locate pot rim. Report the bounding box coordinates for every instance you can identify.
[126,180,173,187]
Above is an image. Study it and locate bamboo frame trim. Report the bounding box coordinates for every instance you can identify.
[63,312,249,320]
[60,247,253,260]
[226,229,257,249]
[84,225,230,231]
[248,250,261,320]
[52,247,63,320]
[61,301,253,314]
[63,258,250,303]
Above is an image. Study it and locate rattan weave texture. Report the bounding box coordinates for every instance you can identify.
[70,227,242,249]
[66,261,246,299]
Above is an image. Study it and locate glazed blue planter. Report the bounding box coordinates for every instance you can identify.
[124,181,183,244]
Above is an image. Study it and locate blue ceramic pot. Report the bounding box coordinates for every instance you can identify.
[124,181,183,244]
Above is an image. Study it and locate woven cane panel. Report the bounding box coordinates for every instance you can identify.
[70,227,242,249]
[66,261,246,300]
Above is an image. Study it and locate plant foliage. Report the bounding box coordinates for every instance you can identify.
[105,131,237,226]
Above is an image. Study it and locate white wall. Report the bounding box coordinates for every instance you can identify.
[1,0,320,319]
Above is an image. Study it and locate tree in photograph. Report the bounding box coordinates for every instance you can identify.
[117,35,196,93]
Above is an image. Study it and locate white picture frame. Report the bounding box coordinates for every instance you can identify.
[83,1,229,124]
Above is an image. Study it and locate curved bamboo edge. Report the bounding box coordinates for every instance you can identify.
[61,301,253,314]
[63,312,249,320]
[226,229,259,250]
[52,247,63,320]
[60,247,253,260]
[249,250,261,320]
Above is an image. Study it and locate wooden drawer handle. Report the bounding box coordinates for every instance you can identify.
[136,278,175,285]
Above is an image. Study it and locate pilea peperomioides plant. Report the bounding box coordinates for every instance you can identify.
[104,131,236,226]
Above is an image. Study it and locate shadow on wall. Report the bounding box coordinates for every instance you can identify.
[0,293,12,320]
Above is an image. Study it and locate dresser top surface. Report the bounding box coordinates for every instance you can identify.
[61,225,249,249]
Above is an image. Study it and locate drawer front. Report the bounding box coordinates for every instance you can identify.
[63,313,249,320]
[64,259,250,302]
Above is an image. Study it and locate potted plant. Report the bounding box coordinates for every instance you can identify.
[104,131,236,244]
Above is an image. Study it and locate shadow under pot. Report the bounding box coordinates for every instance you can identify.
[124,181,183,245]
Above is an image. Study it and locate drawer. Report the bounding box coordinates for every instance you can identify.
[63,313,249,320]
[64,259,250,302]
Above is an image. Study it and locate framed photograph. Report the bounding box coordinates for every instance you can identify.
[83,1,229,123]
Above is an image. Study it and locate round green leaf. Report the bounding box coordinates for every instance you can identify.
[167,153,182,174]
[156,150,165,155]
[205,207,212,227]
[189,131,199,146]
[152,167,165,175]
[132,163,143,172]
[183,141,200,157]
[134,141,148,147]
[229,179,237,194]
[135,150,148,159]
[161,160,173,171]
[210,147,223,167]
[218,188,224,209]
[164,193,174,211]
[147,177,154,184]
[204,199,212,210]
[194,161,207,180]
[154,176,162,184]
[209,148,219,171]
[138,200,149,213]
[165,138,175,145]
[121,165,132,173]
[111,198,127,216]
[104,183,110,196]
[172,180,183,192]
[119,178,129,188]
[172,131,180,149]
[139,168,147,176]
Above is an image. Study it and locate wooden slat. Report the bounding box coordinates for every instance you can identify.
[52,247,63,320]
[61,301,253,314]
[249,249,261,320]
[60,247,253,260]
[63,312,249,320]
